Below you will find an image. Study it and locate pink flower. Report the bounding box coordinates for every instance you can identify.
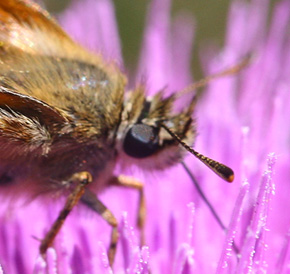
[0,0,289,273]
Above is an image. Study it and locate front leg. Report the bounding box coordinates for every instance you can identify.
[109,175,146,245]
[81,188,118,266]
[40,171,92,255]
[80,175,145,266]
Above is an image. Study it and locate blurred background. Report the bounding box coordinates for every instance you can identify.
[43,0,276,79]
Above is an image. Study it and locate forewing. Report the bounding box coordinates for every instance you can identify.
[0,87,68,159]
[0,87,67,128]
[0,0,100,63]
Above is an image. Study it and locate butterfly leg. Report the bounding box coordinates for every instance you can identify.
[81,189,119,266]
[39,171,92,255]
[109,175,146,246]
[81,175,145,266]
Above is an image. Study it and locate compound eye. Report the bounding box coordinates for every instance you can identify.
[123,124,159,158]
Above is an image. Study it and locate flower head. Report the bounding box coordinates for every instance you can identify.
[0,0,290,273]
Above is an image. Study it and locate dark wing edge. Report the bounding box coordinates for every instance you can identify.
[0,88,68,159]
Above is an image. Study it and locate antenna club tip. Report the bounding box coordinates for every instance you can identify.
[226,174,235,183]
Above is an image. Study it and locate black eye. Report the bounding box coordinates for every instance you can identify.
[123,124,159,158]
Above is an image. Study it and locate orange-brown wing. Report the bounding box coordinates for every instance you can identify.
[0,0,104,64]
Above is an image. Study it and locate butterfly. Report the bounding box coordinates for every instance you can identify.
[0,0,239,266]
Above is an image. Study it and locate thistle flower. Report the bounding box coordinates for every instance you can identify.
[0,0,289,273]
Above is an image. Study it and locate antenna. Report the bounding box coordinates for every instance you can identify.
[176,55,252,99]
[161,123,234,182]
[181,161,240,254]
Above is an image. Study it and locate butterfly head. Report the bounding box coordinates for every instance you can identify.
[117,86,196,170]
